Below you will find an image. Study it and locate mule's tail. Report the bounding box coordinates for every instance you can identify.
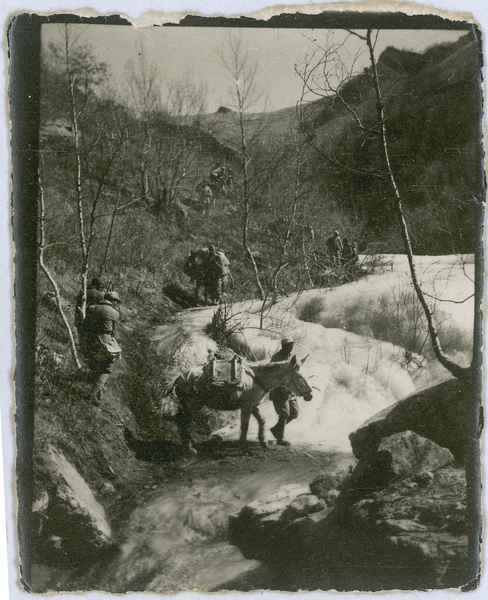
[160,374,185,420]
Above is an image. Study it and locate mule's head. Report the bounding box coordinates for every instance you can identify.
[289,355,313,402]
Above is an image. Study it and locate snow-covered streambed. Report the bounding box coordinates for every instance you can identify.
[154,254,474,452]
[104,254,474,592]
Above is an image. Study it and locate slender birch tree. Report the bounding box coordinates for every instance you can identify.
[297,29,474,382]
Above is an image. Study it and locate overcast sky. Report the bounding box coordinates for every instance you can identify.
[42,24,467,113]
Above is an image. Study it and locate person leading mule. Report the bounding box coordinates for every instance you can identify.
[269,337,299,446]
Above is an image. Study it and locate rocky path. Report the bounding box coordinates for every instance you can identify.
[96,443,356,593]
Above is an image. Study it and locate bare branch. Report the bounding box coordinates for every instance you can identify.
[38,175,82,369]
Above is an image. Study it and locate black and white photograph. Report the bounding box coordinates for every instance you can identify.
[4,1,486,596]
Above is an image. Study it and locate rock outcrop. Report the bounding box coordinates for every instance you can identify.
[344,430,454,494]
[33,446,113,564]
[228,429,472,590]
[349,378,471,462]
[228,483,334,563]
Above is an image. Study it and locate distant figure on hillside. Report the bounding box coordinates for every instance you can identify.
[208,164,232,194]
[82,291,122,403]
[326,231,343,264]
[206,244,230,305]
[197,181,213,214]
[269,337,298,446]
[342,237,359,269]
[210,164,223,184]
[183,248,210,304]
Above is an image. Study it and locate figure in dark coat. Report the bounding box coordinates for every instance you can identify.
[83,291,121,402]
[206,244,230,304]
[326,231,343,264]
[75,277,105,344]
[269,338,298,446]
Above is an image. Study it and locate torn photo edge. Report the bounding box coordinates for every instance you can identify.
[5,2,485,596]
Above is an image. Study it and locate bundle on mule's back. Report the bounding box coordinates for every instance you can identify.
[203,355,246,390]
[198,355,250,408]
[161,355,251,416]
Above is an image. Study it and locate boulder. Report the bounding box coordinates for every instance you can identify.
[35,445,113,563]
[340,466,470,589]
[282,506,334,548]
[228,484,314,560]
[280,494,327,522]
[349,379,471,462]
[228,460,471,590]
[309,472,344,499]
[345,430,454,493]
[237,483,309,522]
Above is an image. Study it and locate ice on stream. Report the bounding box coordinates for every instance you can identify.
[160,254,474,453]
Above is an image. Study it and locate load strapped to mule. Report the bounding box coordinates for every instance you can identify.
[167,354,247,411]
[204,355,245,389]
[200,355,246,408]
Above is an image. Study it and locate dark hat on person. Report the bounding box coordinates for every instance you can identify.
[104,291,121,303]
[91,277,104,290]
[281,337,294,347]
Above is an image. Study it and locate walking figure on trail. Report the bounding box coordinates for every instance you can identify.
[82,291,122,403]
[197,181,214,214]
[342,237,359,269]
[326,230,343,265]
[206,244,230,305]
[269,338,299,446]
[183,244,230,306]
[164,354,312,455]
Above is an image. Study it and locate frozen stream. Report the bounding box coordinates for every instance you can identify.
[103,254,474,592]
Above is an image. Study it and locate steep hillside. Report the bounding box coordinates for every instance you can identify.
[298,33,481,253]
[195,33,480,254]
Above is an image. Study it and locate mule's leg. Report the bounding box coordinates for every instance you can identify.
[251,405,267,448]
[239,405,253,448]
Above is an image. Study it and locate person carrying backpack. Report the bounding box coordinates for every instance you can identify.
[326,231,343,265]
[83,291,122,403]
[206,244,230,304]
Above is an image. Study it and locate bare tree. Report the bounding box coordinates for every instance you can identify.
[125,45,162,203]
[38,176,81,369]
[297,29,472,382]
[63,24,90,321]
[156,74,208,207]
[125,51,208,217]
[41,25,130,328]
[220,31,267,299]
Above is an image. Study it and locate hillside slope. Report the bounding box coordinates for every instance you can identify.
[195,33,481,254]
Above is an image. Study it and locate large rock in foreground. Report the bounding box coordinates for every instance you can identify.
[229,433,471,591]
[349,379,471,462]
[345,430,454,493]
[33,445,113,564]
[228,484,333,562]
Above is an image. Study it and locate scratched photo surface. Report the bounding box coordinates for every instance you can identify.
[10,10,483,594]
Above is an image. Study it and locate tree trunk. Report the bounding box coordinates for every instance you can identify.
[238,107,265,300]
[65,25,88,321]
[38,178,82,369]
[365,29,471,382]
